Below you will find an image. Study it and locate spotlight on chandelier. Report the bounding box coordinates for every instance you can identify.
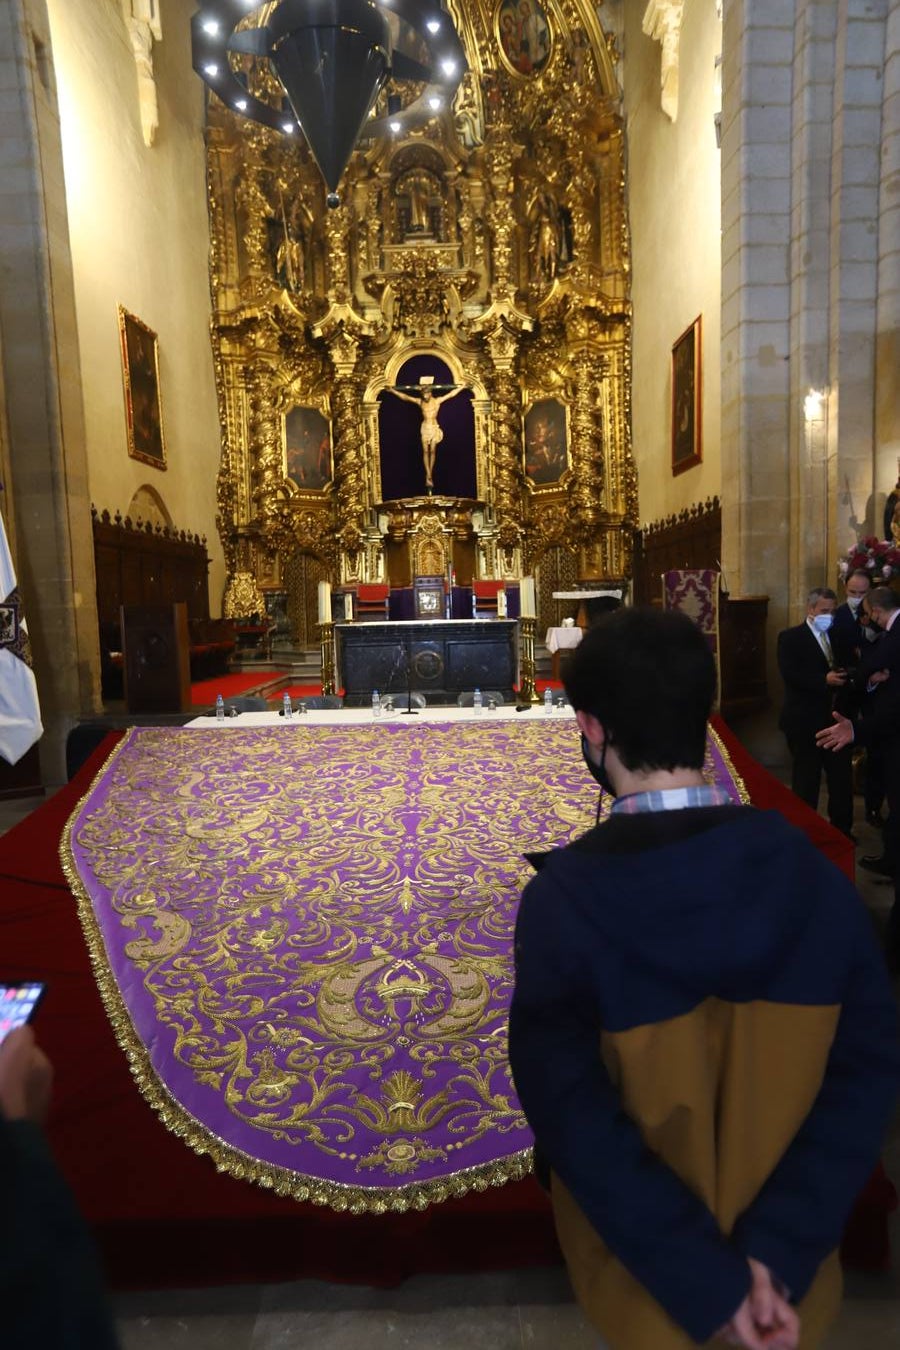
[191,0,467,208]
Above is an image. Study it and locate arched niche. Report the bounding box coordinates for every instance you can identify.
[376,353,476,500]
[126,483,173,529]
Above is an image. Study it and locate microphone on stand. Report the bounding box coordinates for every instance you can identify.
[402,629,418,714]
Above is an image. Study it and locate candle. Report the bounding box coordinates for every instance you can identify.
[520,577,535,618]
[317,580,332,623]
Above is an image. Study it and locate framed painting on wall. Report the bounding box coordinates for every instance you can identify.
[524,397,569,488]
[284,405,332,491]
[671,315,702,475]
[118,306,166,470]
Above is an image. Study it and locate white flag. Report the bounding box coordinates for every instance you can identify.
[0,510,43,764]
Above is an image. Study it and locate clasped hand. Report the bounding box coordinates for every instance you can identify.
[718,1259,799,1350]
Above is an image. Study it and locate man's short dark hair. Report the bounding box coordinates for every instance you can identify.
[869,585,900,612]
[846,569,871,586]
[562,607,716,772]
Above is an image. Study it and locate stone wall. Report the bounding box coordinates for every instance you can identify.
[47,0,224,610]
[721,0,898,630]
[624,0,724,527]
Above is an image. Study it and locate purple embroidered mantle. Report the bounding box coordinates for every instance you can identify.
[62,722,746,1211]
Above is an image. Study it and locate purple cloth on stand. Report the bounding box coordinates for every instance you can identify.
[63,722,746,1210]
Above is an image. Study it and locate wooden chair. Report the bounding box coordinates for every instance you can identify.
[472,580,507,617]
[356,584,389,620]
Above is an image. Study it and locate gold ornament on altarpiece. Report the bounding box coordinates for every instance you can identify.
[206,0,636,632]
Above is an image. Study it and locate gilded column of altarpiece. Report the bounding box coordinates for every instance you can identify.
[207,0,637,629]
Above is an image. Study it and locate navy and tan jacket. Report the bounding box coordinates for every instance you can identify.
[508,805,899,1350]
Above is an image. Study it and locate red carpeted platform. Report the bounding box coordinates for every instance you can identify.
[0,719,887,1290]
[190,671,292,706]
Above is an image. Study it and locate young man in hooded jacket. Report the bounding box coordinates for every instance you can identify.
[508,607,898,1350]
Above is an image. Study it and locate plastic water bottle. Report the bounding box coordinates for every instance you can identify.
[283,692,293,719]
[372,689,382,718]
[473,688,483,716]
[544,688,554,715]
[215,693,225,722]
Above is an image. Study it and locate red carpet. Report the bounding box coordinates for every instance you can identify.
[190,671,291,705]
[0,720,887,1289]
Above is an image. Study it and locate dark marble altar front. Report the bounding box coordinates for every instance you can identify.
[336,621,518,706]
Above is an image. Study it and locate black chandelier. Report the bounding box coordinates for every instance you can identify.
[191,0,467,205]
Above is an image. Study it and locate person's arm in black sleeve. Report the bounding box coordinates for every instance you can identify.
[508,876,751,1343]
[731,902,900,1298]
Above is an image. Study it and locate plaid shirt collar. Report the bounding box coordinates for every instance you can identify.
[609,783,735,815]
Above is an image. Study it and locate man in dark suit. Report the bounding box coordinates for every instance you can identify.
[777,587,853,837]
[831,569,885,826]
[818,585,900,963]
[830,568,872,670]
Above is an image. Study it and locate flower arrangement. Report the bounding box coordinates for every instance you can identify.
[839,537,900,582]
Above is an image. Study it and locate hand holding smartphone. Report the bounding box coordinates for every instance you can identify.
[0,982,46,1046]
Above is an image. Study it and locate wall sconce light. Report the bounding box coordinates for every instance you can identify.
[803,388,827,422]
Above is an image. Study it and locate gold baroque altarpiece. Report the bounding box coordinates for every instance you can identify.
[208,0,637,630]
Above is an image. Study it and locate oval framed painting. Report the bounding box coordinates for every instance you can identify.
[495,0,552,78]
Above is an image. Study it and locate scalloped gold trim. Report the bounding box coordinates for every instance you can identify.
[707,723,751,805]
[59,728,535,1214]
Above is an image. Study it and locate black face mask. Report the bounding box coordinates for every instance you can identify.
[580,733,616,797]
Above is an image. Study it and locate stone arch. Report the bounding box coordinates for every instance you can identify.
[126,483,173,529]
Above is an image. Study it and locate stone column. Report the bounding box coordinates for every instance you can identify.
[788,2,837,592]
[0,0,101,785]
[827,0,888,545]
[720,0,795,623]
[876,0,900,493]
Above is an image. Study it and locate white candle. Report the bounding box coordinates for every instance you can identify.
[520,577,535,618]
[318,581,332,623]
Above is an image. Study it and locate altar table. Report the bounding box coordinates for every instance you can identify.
[335,618,518,706]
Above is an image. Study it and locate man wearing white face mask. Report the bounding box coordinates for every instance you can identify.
[832,569,884,827]
[831,569,874,670]
[777,588,854,837]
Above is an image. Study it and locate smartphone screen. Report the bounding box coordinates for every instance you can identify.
[0,982,46,1045]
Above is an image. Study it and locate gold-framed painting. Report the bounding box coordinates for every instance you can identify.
[118,306,166,470]
[495,0,552,78]
[672,315,702,475]
[524,397,569,488]
[284,405,333,492]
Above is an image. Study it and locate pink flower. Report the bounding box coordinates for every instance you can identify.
[884,564,893,578]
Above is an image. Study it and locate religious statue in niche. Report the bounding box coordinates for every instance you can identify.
[496,0,551,77]
[567,27,589,83]
[284,406,331,490]
[400,171,439,238]
[530,192,560,280]
[274,193,305,293]
[528,191,573,282]
[385,377,463,489]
